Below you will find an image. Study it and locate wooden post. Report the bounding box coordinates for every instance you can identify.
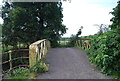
[48,41,50,49]
[44,41,47,56]
[29,45,37,68]
[9,50,12,70]
[43,41,46,57]
[76,40,78,47]
[37,46,39,62]
[41,42,43,58]
[78,40,80,47]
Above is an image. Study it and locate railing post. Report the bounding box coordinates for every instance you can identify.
[40,42,43,58]
[29,45,37,68]
[43,41,46,57]
[9,50,12,70]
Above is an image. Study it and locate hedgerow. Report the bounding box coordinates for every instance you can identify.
[87,30,120,78]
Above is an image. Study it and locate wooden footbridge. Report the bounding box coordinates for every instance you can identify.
[0,38,112,79]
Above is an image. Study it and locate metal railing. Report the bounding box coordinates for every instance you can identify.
[0,49,29,73]
[0,39,51,75]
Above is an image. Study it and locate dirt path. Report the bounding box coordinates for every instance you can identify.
[37,48,112,79]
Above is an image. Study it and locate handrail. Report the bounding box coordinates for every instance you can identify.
[29,39,50,68]
[0,49,29,55]
[0,57,29,65]
[75,38,92,49]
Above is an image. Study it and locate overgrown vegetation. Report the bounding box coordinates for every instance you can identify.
[5,67,30,79]
[4,57,48,79]
[87,31,120,78]
[81,1,120,79]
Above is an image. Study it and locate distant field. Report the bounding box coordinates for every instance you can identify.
[58,40,70,44]
[58,38,71,47]
[57,40,70,47]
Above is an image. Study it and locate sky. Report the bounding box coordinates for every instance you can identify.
[62,0,118,37]
[0,0,118,37]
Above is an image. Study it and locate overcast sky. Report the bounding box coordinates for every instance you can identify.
[0,0,118,37]
[62,0,118,37]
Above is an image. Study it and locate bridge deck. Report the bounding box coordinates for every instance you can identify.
[37,48,112,79]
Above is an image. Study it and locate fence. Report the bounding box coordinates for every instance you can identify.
[75,38,92,49]
[0,39,50,75]
[0,49,29,73]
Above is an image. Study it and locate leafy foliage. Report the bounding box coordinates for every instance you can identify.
[5,57,48,79]
[87,31,120,77]
[5,67,30,79]
[83,1,120,78]
[2,2,67,48]
[0,24,2,38]
[30,58,48,73]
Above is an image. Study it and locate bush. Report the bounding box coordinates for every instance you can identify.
[87,30,120,77]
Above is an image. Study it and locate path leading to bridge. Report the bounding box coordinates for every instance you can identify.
[37,48,112,79]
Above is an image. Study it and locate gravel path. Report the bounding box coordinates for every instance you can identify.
[37,48,112,79]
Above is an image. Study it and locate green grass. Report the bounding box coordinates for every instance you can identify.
[5,58,49,79]
[112,71,120,80]
[74,46,85,50]
[5,67,30,79]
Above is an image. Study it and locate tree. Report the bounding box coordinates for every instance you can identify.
[2,2,67,48]
[93,24,110,34]
[0,24,2,36]
[68,26,83,47]
[110,1,120,31]
[76,26,83,37]
[0,24,2,42]
[110,1,120,45]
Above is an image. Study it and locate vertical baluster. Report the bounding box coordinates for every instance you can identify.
[43,41,46,57]
[43,41,45,57]
[42,42,44,57]
[76,40,78,47]
[40,43,43,59]
[37,46,39,62]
